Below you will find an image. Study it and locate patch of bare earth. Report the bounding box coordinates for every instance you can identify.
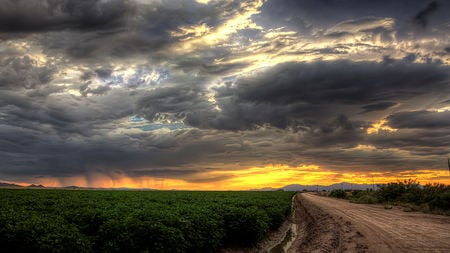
[291,193,450,253]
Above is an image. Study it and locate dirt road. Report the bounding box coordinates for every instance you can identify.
[291,193,450,253]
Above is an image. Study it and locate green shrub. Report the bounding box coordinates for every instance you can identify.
[351,194,378,204]
[370,180,450,213]
[429,191,450,211]
[329,189,346,199]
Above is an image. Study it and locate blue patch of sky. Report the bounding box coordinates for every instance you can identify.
[102,67,170,87]
[128,123,190,131]
[222,75,237,84]
[129,115,146,122]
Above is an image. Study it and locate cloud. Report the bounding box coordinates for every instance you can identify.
[387,110,450,129]
[0,89,138,137]
[131,60,449,134]
[255,0,436,29]
[360,102,397,113]
[79,84,111,96]
[413,1,439,28]
[136,84,214,122]
[0,0,130,32]
[326,17,395,34]
[0,56,56,90]
[0,124,240,180]
[226,60,447,104]
[200,60,449,130]
[298,114,365,149]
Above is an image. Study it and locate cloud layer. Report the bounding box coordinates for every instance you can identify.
[1,0,449,187]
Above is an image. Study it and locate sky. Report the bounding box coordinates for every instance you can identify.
[0,0,449,190]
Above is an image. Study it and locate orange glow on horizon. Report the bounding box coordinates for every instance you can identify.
[7,165,450,190]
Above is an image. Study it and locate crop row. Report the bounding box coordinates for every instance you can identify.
[0,189,294,253]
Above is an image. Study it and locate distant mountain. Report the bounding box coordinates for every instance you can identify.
[253,182,376,192]
[28,184,45,188]
[63,185,82,189]
[0,182,23,188]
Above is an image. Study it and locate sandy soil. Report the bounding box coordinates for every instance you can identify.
[291,193,450,253]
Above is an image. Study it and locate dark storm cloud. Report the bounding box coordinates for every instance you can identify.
[79,84,111,96]
[95,68,113,79]
[223,61,448,106]
[413,1,439,28]
[0,124,236,179]
[0,112,312,179]
[0,0,232,79]
[170,53,248,76]
[253,0,311,33]
[298,114,365,149]
[194,60,450,130]
[360,102,397,113]
[135,60,449,134]
[0,96,92,137]
[0,134,138,177]
[129,168,234,183]
[256,0,414,28]
[403,53,417,63]
[136,84,214,122]
[368,128,450,150]
[255,0,450,43]
[296,143,447,171]
[0,0,130,32]
[0,56,56,90]
[387,110,450,129]
[65,42,99,59]
[1,0,243,63]
[1,105,448,181]
[0,89,137,137]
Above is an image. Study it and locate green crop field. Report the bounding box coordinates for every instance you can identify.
[0,189,294,253]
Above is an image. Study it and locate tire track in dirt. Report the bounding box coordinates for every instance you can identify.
[292,193,450,253]
[289,193,367,253]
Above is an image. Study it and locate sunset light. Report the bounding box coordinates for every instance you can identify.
[27,165,450,191]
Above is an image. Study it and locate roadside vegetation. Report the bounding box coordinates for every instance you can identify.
[328,179,450,215]
[0,189,293,253]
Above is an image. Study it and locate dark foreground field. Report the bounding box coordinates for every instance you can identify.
[0,189,293,253]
